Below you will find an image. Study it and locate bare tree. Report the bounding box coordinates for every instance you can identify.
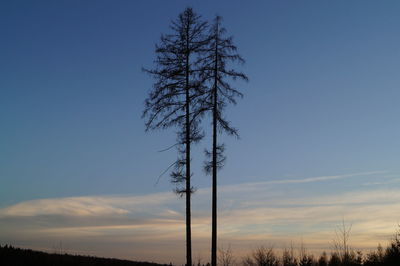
[252,246,279,266]
[332,219,352,264]
[282,243,297,266]
[218,245,235,266]
[299,241,315,266]
[201,15,248,266]
[143,8,208,266]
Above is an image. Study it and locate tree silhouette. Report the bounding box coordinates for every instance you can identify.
[317,252,328,266]
[142,8,208,266]
[332,220,353,264]
[200,16,248,266]
[384,226,400,265]
[282,245,297,266]
[252,246,279,266]
[218,246,235,266]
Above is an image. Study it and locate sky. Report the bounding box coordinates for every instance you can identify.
[1,0,400,264]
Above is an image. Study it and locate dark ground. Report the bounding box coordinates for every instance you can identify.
[0,245,171,266]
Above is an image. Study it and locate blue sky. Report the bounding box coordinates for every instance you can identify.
[1,0,400,263]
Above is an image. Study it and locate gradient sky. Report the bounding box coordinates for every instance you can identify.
[1,0,400,264]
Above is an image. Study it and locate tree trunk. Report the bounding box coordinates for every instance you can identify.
[185,22,192,266]
[211,21,219,266]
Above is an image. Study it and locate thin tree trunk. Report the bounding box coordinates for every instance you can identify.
[185,22,192,266]
[211,21,218,266]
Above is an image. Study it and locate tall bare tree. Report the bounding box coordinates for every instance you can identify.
[142,8,208,266]
[201,16,248,266]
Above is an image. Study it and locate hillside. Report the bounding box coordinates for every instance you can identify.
[0,245,170,266]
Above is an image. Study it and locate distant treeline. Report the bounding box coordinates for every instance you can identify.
[1,227,399,266]
[236,241,400,266]
[0,245,170,266]
[218,227,400,266]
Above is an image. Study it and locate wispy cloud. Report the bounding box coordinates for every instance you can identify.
[0,171,398,264]
[219,171,385,190]
[363,178,400,186]
[0,197,130,217]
